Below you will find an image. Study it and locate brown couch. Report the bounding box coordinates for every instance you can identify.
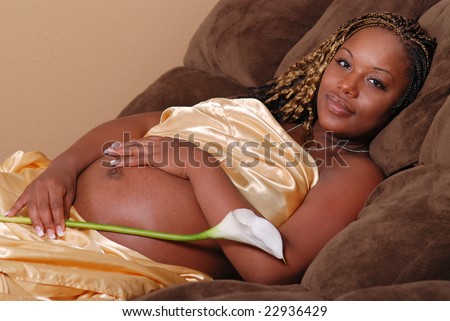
[122,0,450,300]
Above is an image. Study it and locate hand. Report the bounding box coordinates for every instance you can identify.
[104,136,217,179]
[6,164,77,239]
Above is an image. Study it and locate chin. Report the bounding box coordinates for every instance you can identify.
[317,115,350,134]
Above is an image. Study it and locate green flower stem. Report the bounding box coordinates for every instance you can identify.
[0,216,211,242]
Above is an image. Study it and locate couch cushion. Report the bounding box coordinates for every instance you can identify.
[118,66,247,116]
[301,163,450,299]
[134,280,324,301]
[419,95,450,164]
[183,0,333,87]
[336,280,450,300]
[370,0,450,175]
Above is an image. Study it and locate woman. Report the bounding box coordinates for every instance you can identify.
[1,13,436,300]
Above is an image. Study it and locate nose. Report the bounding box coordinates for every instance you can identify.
[338,73,359,98]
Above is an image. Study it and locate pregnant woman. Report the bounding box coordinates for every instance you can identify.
[0,13,435,300]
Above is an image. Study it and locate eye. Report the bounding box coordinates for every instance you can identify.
[369,78,386,90]
[335,58,350,69]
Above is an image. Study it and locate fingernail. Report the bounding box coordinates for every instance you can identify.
[35,225,45,237]
[56,225,65,237]
[111,141,121,148]
[110,159,119,166]
[4,211,11,217]
[47,229,56,240]
[105,147,118,155]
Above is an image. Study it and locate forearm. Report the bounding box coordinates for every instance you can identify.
[8,112,162,234]
[187,151,304,284]
[187,153,256,226]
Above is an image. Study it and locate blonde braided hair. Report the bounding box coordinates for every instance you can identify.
[251,12,436,137]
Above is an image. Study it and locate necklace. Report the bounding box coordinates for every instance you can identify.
[306,144,369,153]
[286,123,303,133]
[285,123,369,153]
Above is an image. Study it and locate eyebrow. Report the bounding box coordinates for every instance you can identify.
[340,47,395,82]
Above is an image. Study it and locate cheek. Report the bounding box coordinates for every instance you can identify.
[318,67,335,90]
[316,72,333,108]
[357,101,392,133]
[374,94,400,117]
[365,111,390,130]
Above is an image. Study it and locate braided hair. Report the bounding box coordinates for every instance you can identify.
[250,12,436,137]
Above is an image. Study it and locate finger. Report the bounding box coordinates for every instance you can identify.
[35,189,57,239]
[110,155,143,168]
[5,193,28,217]
[49,191,66,237]
[26,201,45,238]
[104,145,123,157]
[63,192,74,220]
[103,141,124,157]
[146,147,165,168]
[106,140,143,157]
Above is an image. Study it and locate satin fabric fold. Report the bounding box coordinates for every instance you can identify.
[148,98,319,227]
[0,151,210,301]
[0,98,318,300]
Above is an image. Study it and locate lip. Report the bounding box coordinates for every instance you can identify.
[326,95,355,117]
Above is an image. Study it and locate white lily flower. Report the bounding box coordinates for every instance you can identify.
[1,208,285,260]
[208,208,285,260]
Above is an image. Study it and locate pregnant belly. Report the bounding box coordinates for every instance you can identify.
[73,157,238,279]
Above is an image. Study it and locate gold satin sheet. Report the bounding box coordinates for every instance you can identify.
[0,151,210,301]
[148,98,319,227]
[0,98,317,300]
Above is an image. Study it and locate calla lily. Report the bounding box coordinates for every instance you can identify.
[0,208,284,260]
[208,208,284,260]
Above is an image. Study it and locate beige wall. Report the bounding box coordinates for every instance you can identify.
[0,0,218,161]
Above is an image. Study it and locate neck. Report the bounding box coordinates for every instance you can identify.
[309,125,370,152]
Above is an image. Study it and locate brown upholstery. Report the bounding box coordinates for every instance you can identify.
[122,0,450,300]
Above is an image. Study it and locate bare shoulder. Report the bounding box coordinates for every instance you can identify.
[320,153,385,189]
[312,153,385,214]
[305,152,387,220]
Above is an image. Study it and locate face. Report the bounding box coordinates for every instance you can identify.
[316,27,410,143]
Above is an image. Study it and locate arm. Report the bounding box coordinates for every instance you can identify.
[112,138,384,284]
[7,112,163,238]
[191,156,385,284]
